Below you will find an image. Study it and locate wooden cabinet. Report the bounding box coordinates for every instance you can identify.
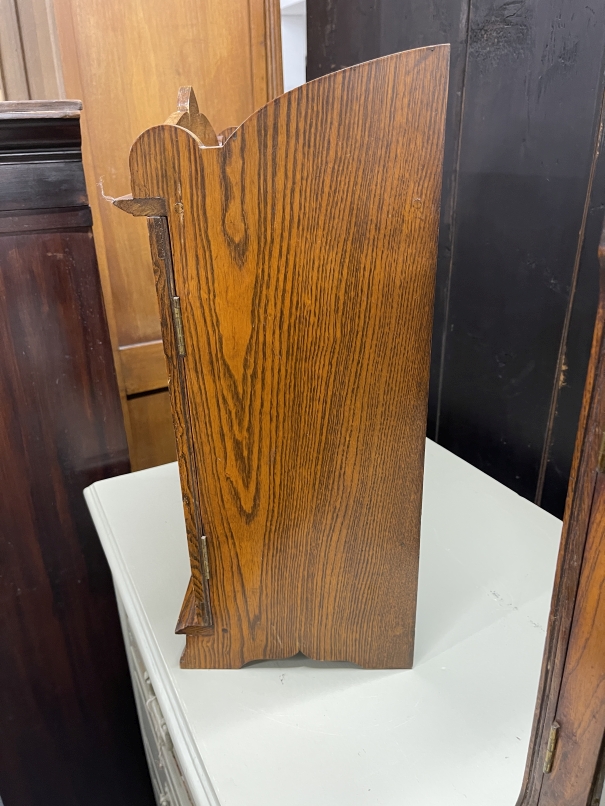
[117,46,449,668]
[84,209,605,799]
[0,101,153,806]
[52,0,283,469]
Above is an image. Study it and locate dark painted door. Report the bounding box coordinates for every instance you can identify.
[307,0,605,517]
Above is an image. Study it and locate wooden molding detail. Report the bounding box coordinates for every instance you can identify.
[121,46,450,668]
[112,194,168,217]
[175,578,207,634]
[0,99,80,117]
[264,0,284,99]
[539,473,605,803]
[0,207,91,233]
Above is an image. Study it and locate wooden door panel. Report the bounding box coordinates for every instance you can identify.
[53,0,282,468]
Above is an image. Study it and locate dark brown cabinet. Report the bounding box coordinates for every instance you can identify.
[0,101,153,806]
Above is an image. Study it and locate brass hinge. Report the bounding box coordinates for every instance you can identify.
[200,535,210,580]
[598,431,605,473]
[171,296,186,357]
[543,722,560,773]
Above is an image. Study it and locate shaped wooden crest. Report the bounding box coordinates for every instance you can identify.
[117,46,449,668]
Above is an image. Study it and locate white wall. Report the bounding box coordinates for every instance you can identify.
[280,0,306,92]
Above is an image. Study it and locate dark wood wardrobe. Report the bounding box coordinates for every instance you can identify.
[0,101,154,805]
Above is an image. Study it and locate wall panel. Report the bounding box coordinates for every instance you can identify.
[307,0,605,516]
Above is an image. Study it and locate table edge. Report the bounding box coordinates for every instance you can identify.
[84,485,221,806]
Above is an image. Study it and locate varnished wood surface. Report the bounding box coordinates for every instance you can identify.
[517,223,605,804]
[128,47,449,668]
[0,160,86,210]
[127,389,177,471]
[0,0,65,102]
[0,115,81,160]
[145,214,211,622]
[119,339,167,396]
[0,207,91,233]
[538,474,605,805]
[53,0,283,467]
[53,0,283,347]
[0,109,153,805]
[0,100,80,118]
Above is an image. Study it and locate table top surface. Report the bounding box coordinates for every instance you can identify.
[85,439,561,806]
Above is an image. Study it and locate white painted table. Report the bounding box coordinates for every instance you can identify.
[85,439,561,806]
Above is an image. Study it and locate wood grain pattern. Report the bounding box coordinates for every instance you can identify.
[145,214,211,624]
[53,0,284,467]
[53,0,283,347]
[127,47,449,668]
[0,0,30,99]
[11,0,66,100]
[518,221,605,804]
[538,472,605,804]
[165,86,219,147]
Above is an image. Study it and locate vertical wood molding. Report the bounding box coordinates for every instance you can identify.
[15,0,64,98]
[0,0,65,100]
[44,0,65,96]
[51,0,137,455]
[0,0,30,99]
[247,0,284,107]
[264,0,284,98]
